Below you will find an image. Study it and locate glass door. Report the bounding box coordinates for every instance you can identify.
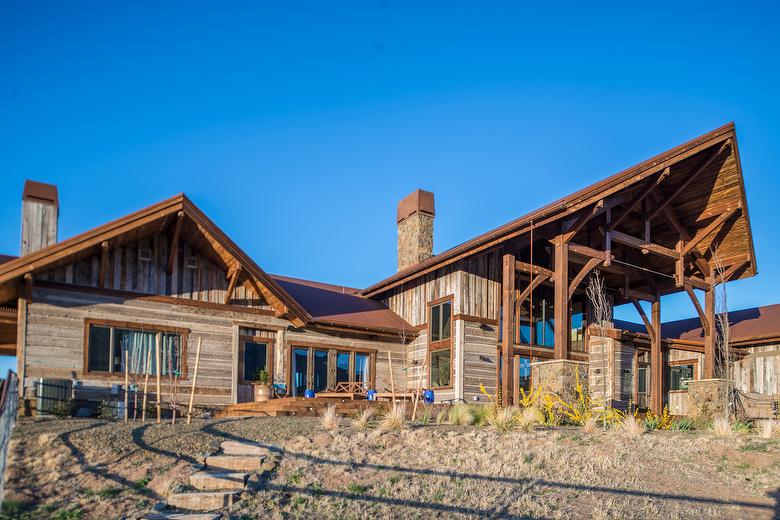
[313,349,329,392]
[292,347,309,396]
[637,365,649,410]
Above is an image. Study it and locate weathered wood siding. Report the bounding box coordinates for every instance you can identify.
[734,349,779,396]
[23,285,405,407]
[462,319,498,402]
[37,235,270,308]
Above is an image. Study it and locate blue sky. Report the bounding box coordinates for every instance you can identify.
[1,0,779,375]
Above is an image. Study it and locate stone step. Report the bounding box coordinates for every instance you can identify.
[220,440,276,456]
[205,454,265,471]
[143,514,220,520]
[190,470,248,491]
[166,490,239,511]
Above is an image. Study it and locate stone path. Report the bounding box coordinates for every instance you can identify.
[143,440,282,519]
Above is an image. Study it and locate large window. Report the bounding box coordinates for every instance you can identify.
[86,320,186,376]
[289,345,375,396]
[669,361,696,391]
[242,340,270,381]
[515,286,587,351]
[428,297,453,388]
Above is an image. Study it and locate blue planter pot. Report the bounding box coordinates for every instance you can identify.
[423,389,435,404]
[304,389,315,399]
[366,389,377,401]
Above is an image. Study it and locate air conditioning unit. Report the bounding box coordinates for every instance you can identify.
[35,378,73,417]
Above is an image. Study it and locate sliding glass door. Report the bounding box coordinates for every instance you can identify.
[313,350,329,393]
[290,345,374,394]
[292,348,309,397]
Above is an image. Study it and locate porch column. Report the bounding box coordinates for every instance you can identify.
[553,239,569,360]
[703,276,716,378]
[650,289,663,413]
[501,253,515,406]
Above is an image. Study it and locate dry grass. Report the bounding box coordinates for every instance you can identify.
[485,406,518,432]
[758,420,775,440]
[448,404,474,426]
[319,405,339,430]
[712,416,733,437]
[379,403,407,431]
[616,414,645,438]
[582,415,599,434]
[352,408,375,430]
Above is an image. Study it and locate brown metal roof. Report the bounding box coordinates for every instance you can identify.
[22,180,58,205]
[271,274,413,334]
[362,122,754,297]
[616,303,780,345]
[0,255,16,265]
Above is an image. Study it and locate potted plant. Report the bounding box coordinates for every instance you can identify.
[253,369,272,402]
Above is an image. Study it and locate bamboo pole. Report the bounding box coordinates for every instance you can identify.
[186,337,202,425]
[123,349,129,423]
[155,332,162,424]
[141,347,151,423]
[411,357,427,421]
[387,351,396,404]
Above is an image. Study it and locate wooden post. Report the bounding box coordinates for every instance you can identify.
[155,332,162,424]
[411,357,427,421]
[501,253,516,406]
[704,276,716,378]
[141,348,151,423]
[650,289,663,413]
[387,351,396,404]
[187,337,202,424]
[123,349,129,423]
[553,239,569,360]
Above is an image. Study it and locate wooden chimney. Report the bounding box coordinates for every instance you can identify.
[21,180,59,256]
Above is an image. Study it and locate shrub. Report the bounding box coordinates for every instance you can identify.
[469,404,492,427]
[352,408,375,430]
[419,406,432,425]
[616,415,645,438]
[582,415,599,434]
[517,407,542,432]
[486,406,519,432]
[51,399,73,419]
[732,419,752,434]
[448,404,474,426]
[758,420,775,440]
[320,405,339,430]
[435,410,447,425]
[379,403,407,431]
[644,406,672,430]
[669,418,694,431]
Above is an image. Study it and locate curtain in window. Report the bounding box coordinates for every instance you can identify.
[116,330,180,375]
[354,353,369,384]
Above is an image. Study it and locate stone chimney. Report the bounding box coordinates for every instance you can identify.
[21,180,59,256]
[397,189,435,271]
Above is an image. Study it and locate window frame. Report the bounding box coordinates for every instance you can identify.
[239,334,275,383]
[285,342,377,393]
[668,358,698,392]
[427,295,454,389]
[83,318,189,378]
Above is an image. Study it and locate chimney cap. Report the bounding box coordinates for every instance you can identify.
[397,189,434,223]
[22,180,58,205]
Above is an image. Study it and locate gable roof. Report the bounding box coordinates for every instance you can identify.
[362,122,756,297]
[615,303,780,346]
[271,274,413,335]
[0,194,312,326]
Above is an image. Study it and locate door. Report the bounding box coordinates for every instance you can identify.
[291,347,309,397]
[637,365,649,410]
[313,349,329,393]
[237,338,272,403]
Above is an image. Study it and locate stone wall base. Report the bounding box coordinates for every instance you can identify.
[686,379,732,422]
[530,360,589,403]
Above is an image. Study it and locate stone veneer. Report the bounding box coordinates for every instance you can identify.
[530,360,589,403]
[397,211,434,271]
[686,379,733,422]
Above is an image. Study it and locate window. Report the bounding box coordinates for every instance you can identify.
[428,297,453,388]
[518,356,531,392]
[429,300,452,342]
[313,350,329,392]
[669,362,696,391]
[289,345,375,396]
[86,320,185,376]
[242,341,270,381]
[430,348,451,387]
[354,353,369,384]
[336,352,350,383]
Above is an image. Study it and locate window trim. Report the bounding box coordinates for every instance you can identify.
[83,318,189,378]
[239,335,275,383]
[668,358,698,393]
[427,295,454,390]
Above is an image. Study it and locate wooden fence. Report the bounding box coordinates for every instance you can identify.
[0,371,19,503]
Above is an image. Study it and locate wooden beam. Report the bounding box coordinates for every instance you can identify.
[610,230,680,260]
[568,257,602,300]
[224,267,240,305]
[683,284,709,334]
[681,205,741,255]
[553,239,568,360]
[648,141,730,221]
[562,199,603,243]
[515,261,553,280]
[651,191,712,278]
[624,288,657,303]
[567,243,611,263]
[99,241,109,288]
[167,211,185,275]
[650,288,662,413]
[716,254,750,284]
[501,253,516,406]
[515,274,549,309]
[608,168,670,232]
[682,275,709,292]
[703,276,716,378]
[631,299,656,344]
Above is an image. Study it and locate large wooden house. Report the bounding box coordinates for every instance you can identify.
[1,122,776,415]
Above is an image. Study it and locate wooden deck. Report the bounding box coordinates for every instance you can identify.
[216,397,379,417]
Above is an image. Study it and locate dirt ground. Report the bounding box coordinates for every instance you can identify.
[2,416,779,519]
